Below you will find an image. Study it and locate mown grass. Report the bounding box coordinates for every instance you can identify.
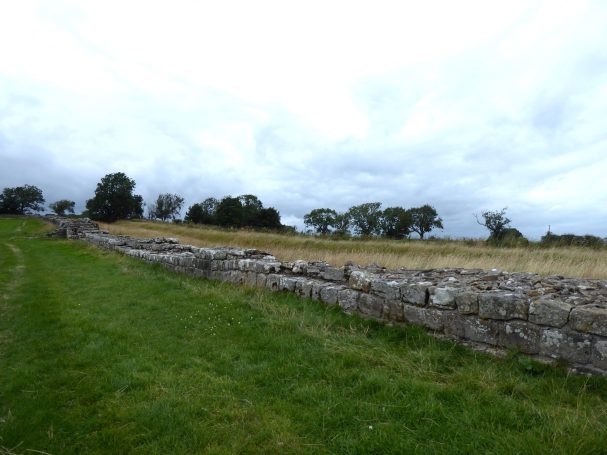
[1,217,607,454]
[100,220,607,279]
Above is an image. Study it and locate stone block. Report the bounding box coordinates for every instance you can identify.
[370,280,400,300]
[321,266,345,282]
[430,287,457,309]
[455,291,479,315]
[319,286,340,305]
[294,280,314,298]
[358,294,384,318]
[461,317,499,345]
[478,293,528,320]
[349,271,372,292]
[592,339,607,370]
[279,276,299,292]
[311,282,328,300]
[443,312,466,338]
[401,283,430,306]
[499,321,541,354]
[528,299,572,327]
[383,300,405,322]
[403,305,444,331]
[539,328,592,364]
[265,274,281,291]
[570,305,607,336]
[255,273,267,288]
[337,289,360,313]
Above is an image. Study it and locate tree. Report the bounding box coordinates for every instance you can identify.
[0,185,45,214]
[151,193,184,221]
[185,197,219,224]
[304,208,337,234]
[255,207,282,229]
[239,194,263,226]
[347,202,383,236]
[215,196,244,227]
[85,172,144,222]
[333,212,351,236]
[380,207,412,239]
[475,208,511,240]
[409,205,443,239]
[49,199,75,216]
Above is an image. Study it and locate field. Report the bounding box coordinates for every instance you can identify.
[1,217,607,454]
[100,220,607,279]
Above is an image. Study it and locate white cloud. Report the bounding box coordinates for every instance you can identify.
[1,0,607,238]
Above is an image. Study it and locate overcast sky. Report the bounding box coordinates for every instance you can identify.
[1,1,606,238]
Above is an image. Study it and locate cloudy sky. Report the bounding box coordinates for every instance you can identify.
[1,0,606,238]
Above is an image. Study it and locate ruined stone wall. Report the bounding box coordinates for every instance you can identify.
[48,218,607,375]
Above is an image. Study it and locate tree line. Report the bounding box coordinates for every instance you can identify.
[1,174,605,247]
[303,203,443,239]
[0,172,284,230]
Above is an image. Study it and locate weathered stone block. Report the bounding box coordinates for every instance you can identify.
[443,312,466,338]
[294,280,314,298]
[383,300,404,322]
[279,276,299,292]
[528,299,571,327]
[321,267,345,282]
[478,293,528,320]
[403,305,444,331]
[243,271,257,287]
[461,317,499,345]
[455,291,479,315]
[265,274,281,291]
[254,273,267,288]
[349,271,372,292]
[337,289,360,313]
[592,339,607,370]
[370,280,400,300]
[540,328,592,364]
[499,321,541,354]
[310,282,328,300]
[358,294,384,318]
[319,286,340,305]
[570,305,607,336]
[401,283,430,306]
[430,287,457,309]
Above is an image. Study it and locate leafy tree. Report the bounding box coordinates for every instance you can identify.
[347,202,383,236]
[380,207,412,239]
[409,205,443,239]
[333,212,351,236]
[239,194,264,226]
[475,208,511,240]
[215,196,244,227]
[151,193,184,221]
[85,172,144,222]
[255,207,281,229]
[49,199,75,216]
[185,197,219,224]
[304,208,337,234]
[0,185,45,214]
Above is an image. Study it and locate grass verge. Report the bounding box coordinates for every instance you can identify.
[1,217,606,454]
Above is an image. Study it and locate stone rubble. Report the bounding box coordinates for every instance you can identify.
[49,217,607,375]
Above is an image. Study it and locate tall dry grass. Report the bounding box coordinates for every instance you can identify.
[98,220,607,280]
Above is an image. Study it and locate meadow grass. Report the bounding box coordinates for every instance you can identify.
[100,220,607,279]
[1,217,607,454]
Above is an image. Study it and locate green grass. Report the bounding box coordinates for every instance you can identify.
[1,217,606,454]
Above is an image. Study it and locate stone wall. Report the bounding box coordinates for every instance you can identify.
[50,218,607,375]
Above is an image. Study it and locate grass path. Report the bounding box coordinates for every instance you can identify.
[1,218,606,454]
